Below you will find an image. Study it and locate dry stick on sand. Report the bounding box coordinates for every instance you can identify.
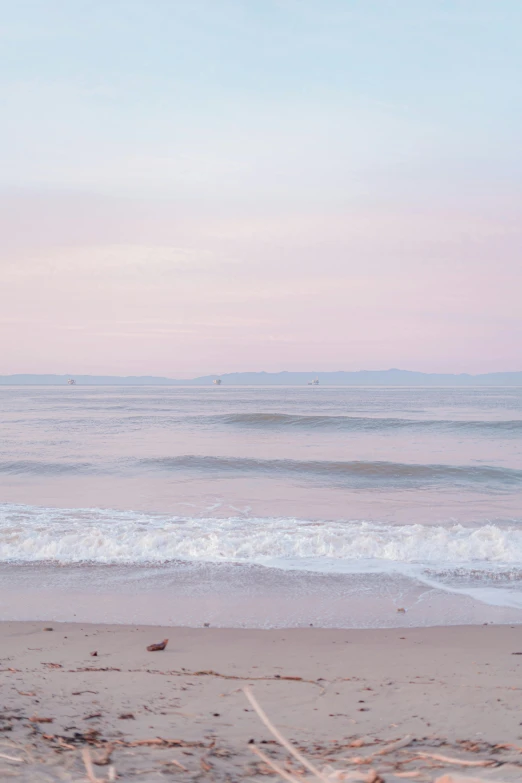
[252,747,381,783]
[243,689,515,783]
[244,687,333,783]
[166,758,189,771]
[128,738,206,748]
[92,744,114,766]
[250,744,308,783]
[372,736,413,757]
[82,748,116,783]
[0,752,23,763]
[434,775,511,783]
[340,735,413,764]
[416,753,495,768]
[82,748,103,783]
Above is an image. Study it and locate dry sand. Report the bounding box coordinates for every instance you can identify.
[0,622,521,781]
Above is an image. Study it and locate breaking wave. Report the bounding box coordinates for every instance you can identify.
[2,503,522,570]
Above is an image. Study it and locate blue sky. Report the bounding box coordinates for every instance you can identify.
[1,1,521,374]
[3,0,522,201]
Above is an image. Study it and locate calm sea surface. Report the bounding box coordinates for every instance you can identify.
[1,385,522,627]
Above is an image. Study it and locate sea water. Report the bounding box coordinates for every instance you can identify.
[1,385,522,627]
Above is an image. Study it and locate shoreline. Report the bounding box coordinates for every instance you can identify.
[3,561,522,630]
[1,621,522,780]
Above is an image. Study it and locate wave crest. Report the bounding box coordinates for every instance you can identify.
[139,456,522,488]
[213,413,522,434]
[2,504,522,568]
[2,457,521,488]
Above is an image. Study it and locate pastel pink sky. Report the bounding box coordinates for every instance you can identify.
[1,1,522,376]
[2,188,521,376]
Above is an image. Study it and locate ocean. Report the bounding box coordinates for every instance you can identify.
[1,385,522,628]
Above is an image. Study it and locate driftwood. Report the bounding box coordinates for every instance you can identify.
[28,715,54,724]
[372,736,413,757]
[82,747,116,782]
[147,638,168,651]
[0,752,23,762]
[164,758,188,771]
[243,688,516,783]
[92,744,114,766]
[244,687,331,783]
[435,776,511,783]
[128,738,206,748]
[340,736,413,765]
[416,752,495,767]
[82,748,102,783]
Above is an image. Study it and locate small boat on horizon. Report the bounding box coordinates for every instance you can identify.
[213,378,222,385]
[307,377,319,385]
[67,378,76,385]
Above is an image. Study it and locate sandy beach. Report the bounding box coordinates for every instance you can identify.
[1,622,521,781]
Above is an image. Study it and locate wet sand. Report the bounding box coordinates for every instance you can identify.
[1,622,522,781]
[3,562,522,630]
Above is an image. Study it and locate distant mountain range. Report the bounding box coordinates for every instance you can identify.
[2,370,522,386]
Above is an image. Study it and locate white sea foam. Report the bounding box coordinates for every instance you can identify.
[1,503,522,572]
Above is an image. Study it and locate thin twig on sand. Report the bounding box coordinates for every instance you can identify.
[340,736,413,765]
[166,758,188,771]
[372,736,413,757]
[0,752,23,763]
[250,744,304,783]
[82,748,103,783]
[416,753,495,768]
[434,775,511,783]
[244,687,332,783]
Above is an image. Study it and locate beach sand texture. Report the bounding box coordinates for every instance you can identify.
[0,623,521,781]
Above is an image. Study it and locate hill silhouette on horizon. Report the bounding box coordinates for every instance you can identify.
[2,369,522,386]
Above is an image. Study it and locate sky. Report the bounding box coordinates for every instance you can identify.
[1,0,521,376]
